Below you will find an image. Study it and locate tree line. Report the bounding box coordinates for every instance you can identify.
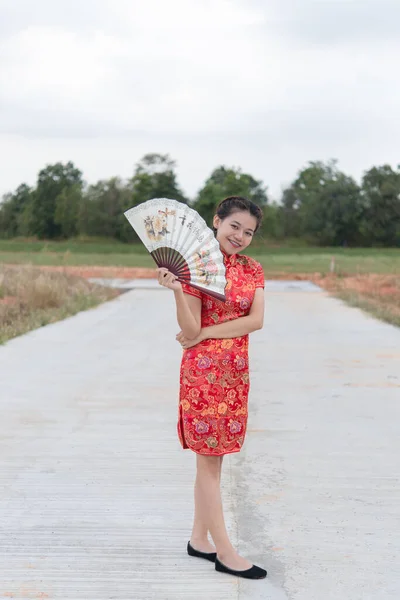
[0,153,399,246]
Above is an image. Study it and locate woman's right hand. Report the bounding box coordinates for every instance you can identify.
[157,268,182,292]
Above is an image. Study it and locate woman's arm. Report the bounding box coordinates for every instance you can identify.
[176,288,265,348]
[174,288,201,340]
[157,268,201,340]
[202,288,264,339]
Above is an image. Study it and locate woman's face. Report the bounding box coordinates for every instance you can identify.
[213,210,257,255]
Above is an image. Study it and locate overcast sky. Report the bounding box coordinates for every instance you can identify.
[1,0,399,201]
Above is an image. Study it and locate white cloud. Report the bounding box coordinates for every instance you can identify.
[1,28,115,104]
[0,0,269,134]
[0,0,400,200]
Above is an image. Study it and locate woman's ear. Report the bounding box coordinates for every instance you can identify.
[213,215,220,230]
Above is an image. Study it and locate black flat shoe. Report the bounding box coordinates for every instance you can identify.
[187,541,217,563]
[215,556,267,579]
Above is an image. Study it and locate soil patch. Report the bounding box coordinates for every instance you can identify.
[29,265,157,279]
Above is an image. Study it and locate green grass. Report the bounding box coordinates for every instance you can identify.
[0,244,399,274]
[0,251,155,268]
[0,238,145,254]
[256,252,399,275]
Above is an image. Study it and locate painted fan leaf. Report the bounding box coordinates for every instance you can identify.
[124,198,227,301]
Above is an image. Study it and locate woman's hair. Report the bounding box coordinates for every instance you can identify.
[213,196,263,234]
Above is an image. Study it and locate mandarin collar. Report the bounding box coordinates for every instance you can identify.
[221,248,237,266]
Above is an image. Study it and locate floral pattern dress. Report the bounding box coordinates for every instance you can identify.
[178,252,265,456]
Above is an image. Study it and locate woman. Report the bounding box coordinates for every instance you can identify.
[157,196,267,580]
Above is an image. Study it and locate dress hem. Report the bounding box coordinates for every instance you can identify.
[181,445,242,457]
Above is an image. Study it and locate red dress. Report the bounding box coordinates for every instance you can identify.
[177,252,265,456]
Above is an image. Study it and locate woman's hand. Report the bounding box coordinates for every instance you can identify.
[157,268,182,292]
[176,329,205,349]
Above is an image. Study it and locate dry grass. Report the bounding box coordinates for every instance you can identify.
[314,273,400,327]
[0,265,119,344]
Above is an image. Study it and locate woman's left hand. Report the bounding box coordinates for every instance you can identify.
[176,330,204,349]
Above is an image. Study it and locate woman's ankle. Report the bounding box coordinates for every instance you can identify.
[190,536,216,553]
[215,545,236,561]
[191,535,208,545]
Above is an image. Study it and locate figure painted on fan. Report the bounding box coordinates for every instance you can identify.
[143,208,175,241]
[192,248,218,286]
[157,196,267,580]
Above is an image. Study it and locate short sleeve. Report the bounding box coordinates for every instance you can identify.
[253,261,265,289]
[181,282,202,299]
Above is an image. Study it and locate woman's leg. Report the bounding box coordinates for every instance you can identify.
[190,454,224,549]
[192,454,252,570]
[190,455,224,551]
[190,458,219,552]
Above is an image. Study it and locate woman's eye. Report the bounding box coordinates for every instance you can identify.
[231,224,238,229]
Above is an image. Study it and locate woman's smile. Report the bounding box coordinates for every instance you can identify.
[227,238,241,249]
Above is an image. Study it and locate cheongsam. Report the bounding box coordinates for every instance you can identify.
[177,252,265,456]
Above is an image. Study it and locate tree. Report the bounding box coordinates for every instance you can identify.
[258,202,285,240]
[193,166,268,226]
[359,165,400,246]
[54,185,83,239]
[0,184,33,238]
[280,186,302,238]
[130,153,188,207]
[285,160,363,245]
[0,194,15,238]
[79,177,134,241]
[30,162,83,239]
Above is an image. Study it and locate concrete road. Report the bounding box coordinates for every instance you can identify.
[0,282,399,600]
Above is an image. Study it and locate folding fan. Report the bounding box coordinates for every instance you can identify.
[124,198,227,301]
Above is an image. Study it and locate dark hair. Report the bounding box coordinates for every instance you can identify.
[213,196,263,234]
